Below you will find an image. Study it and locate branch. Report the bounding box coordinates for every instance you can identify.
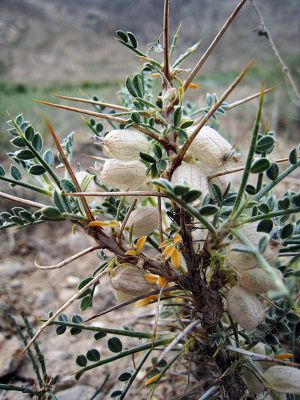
[251,0,300,104]
[170,61,253,174]
[35,245,100,270]
[63,191,167,198]
[163,0,170,83]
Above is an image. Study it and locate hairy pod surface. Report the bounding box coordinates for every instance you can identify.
[125,206,159,237]
[264,366,300,394]
[238,267,283,293]
[226,286,264,331]
[100,159,146,190]
[171,162,208,204]
[186,125,235,169]
[112,288,136,303]
[110,264,153,295]
[102,129,150,160]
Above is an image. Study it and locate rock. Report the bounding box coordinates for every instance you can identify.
[0,334,23,377]
[0,260,24,277]
[35,289,55,308]
[56,385,96,400]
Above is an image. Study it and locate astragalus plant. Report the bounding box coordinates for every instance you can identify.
[1,0,300,399]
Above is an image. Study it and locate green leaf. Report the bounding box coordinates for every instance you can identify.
[180,120,194,129]
[29,165,46,175]
[152,178,173,192]
[156,159,167,172]
[132,75,143,98]
[58,314,68,322]
[86,349,100,362]
[56,325,67,335]
[80,296,92,311]
[257,219,273,233]
[126,76,137,97]
[41,206,62,219]
[258,236,268,253]
[118,372,132,381]
[266,163,279,181]
[281,223,294,239]
[258,203,269,214]
[111,390,123,398]
[182,190,202,203]
[131,112,140,123]
[140,152,156,164]
[289,148,298,165]
[24,126,34,141]
[94,332,107,340]
[78,277,93,290]
[19,210,34,222]
[72,315,83,324]
[286,312,299,323]
[199,205,219,216]
[173,106,182,127]
[0,165,5,176]
[292,193,300,207]
[116,30,128,43]
[251,158,270,173]
[173,185,189,196]
[11,137,26,147]
[16,149,35,160]
[70,328,82,335]
[256,135,275,152]
[10,216,24,225]
[108,337,122,353]
[153,144,162,159]
[276,322,290,334]
[60,179,76,193]
[43,149,54,166]
[10,165,22,180]
[265,333,279,346]
[245,184,256,195]
[278,198,290,210]
[211,184,223,204]
[76,355,87,367]
[127,32,137,48]
[32,133,43,152]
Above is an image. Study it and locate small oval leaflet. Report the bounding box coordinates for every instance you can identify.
[76,354,87,367]
[251,158,270,173]
[86,349,100,362]
[108,337,122,353]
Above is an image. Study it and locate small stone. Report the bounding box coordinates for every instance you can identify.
[56,385,95,400]
[35,289,55,308]
[0,334,23,377]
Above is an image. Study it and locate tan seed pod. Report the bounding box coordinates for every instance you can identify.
[125,206,159,237]
[264,366,300,394]
[75,171,102,203]
[239,268,283,293]
[110,263,153,296]
[186,125,236,169]
[113,288,136,303]
[225,224,279,272]
[100,159,146,190]
[251,343,274,370]
[242,366,265,394]
[171,162,208,205]
[226,286,265,331]
[102,129,150,161]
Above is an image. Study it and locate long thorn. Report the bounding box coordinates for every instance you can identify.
[0,191,47,208]
[63,191,167,198]
[43,117,94,222]
[18,270,107,358]
[55,95,129,111]
[35,245,100,270]
[163,0,170,83]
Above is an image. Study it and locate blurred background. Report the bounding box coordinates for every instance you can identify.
[0,1,300,398]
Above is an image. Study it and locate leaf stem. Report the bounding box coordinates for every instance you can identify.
[0,176,51,196]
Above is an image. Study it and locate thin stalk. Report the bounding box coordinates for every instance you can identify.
[0,384,38,395]
[163,0,170,83]
[63,190,167,198]
[253,160,300,201]
[0,176,51,196]
[0,191,47,208]
[230,87,265,218]
[169,21,182,61]
[55,94,129,111]
[119,349,152,399]
[171,61,253,173]
[75,338,172,380]
[171,41,201,70]
[157,187,164,243]
[45,320,153,339]
[241,207,300,224]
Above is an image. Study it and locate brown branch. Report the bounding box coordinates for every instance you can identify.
[251,0,300,104]
[157,188,164,243]
[0,191,46,209]
[163,0,170,84]
[225,86,276,110]
[63,191,167,198]
[117,198,137,245]
[169,61,254,175]
[43,118,94,222]
[35,245,99,270]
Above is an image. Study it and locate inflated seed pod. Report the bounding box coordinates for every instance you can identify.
[110,264,152,295]
[238,268,283,293]
[186,125,236,169]
[171,162,208,204]
[264,366,300,394]
[125,206,159,237]
[113,288,136,303]
[256,391,287,400]
[100,159,146,190]
[225,224,279,272]
[75,171,102,203]
[102,129,150,161]
[226,286,264,331]
[242,366,265,394]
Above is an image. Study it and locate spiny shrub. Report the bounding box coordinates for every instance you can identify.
[0,1,300,399]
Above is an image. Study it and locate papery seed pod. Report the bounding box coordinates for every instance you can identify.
[186,125,236,169]
[100,159,146,190]
[226,286,264,331]
[264,366,300,394]
[251,343,273,370]
[75,171,102,203]
[242,366,265,394]
[171,162,208,204]
[102,129,150,160]
[256,391,287,400]
[125,206,159,237]
[209,174,230,198]
[113,288,136,303]
[225,224,279,272]
[239,267,283,293]
[110,263,153,295]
